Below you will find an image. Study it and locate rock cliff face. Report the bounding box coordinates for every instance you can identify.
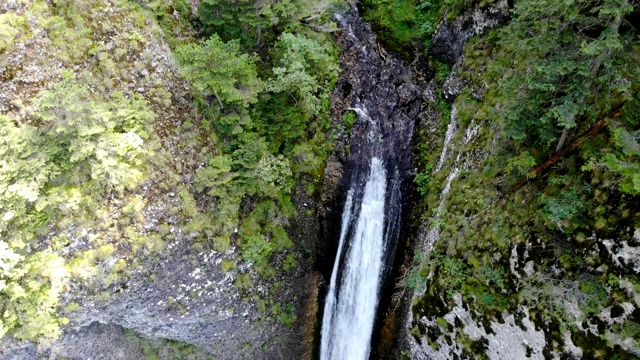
[400,2,640,359]
[0,1,319,358]
[429,1,509,65]
[400,3,561,358]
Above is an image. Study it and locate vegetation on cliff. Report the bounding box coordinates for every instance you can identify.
[368,0,640,357]
[176,0,340,284]
[0,0,340,346]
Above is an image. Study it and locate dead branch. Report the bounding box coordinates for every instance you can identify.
[510,103,625,192]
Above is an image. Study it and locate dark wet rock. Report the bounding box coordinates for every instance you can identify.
[332,10,423,182]
[320,159,344,216]
[430,3,509,65]
[442,60,465,101]
[320,8,425,279]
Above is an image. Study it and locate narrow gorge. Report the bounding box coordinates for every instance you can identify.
[318,8,422,359]
[1,0,639,359]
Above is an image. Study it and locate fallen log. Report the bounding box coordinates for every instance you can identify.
[510,104,625,192]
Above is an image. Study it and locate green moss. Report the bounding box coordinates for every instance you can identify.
[220,260,236,272]
[64,302,80,312]
[112,259,128,273]
[343,110,357,136]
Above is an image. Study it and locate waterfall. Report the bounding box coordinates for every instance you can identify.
[320,157,387,360]
[435,106,459,172]
[320,190,354,353]
[319,8,422,359]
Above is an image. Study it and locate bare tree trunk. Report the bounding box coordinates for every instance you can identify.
[555,127,570,152]
[214,92,224,109]
[256,25,262,47]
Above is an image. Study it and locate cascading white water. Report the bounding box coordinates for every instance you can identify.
[435,105,459,172]
[320,10,419,356]
[320,157,388,360]
[424,111,481,252]
[320,190,354,353]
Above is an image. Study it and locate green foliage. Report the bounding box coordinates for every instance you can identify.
[578,277,610,316]
[539,188,585,224]
[44,4,93,63]
[412,0,640,354]
[238,201,293,277]
[197,0,273,44]
[282,253,297,272]
[538,175,587,230]
[361,0,441,53]
[290,141,326,176]
[361,0,477,56]
[0,75,154,341]
[255,153,295,197]
[433,89,452,126]
[221,260,236,273]
[234,273,254,292]
[34,77,151,191]
[343,110,356,136]
[433,60,451,84]
[124,327,208,359]
[194,155,237,197]
[414,162,434,196]
[274,302,297,327]
[584,95,640,195]
[505,151,536,178]
[612,320,640,342]
[0,13,26,52]
[435,256,467,298]
[147,0,191,21]
[142,0,195,47]
[406,250,429,293]
[363,0,425,43]
[266,32,339,117]
[0,249,67,340]
[112,259,128,273]
[0,78,151,244]
[176,35,263,107]
[197,0,338,46]
[177,1,340,291]
[492,0,637,150]
[406,266,428,293]
[0,0,213,344]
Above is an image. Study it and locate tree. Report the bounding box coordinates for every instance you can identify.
[197,0,338,46]
[0,250,67,341]
[0,75,153,341]
[266,33,338,116]
[584,94,640,195]
[34,76,150,192]
[197,0,267,44]
[176,35,263,107]
[493,0,637,151]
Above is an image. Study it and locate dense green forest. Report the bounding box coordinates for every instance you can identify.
[2,0,640,357]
